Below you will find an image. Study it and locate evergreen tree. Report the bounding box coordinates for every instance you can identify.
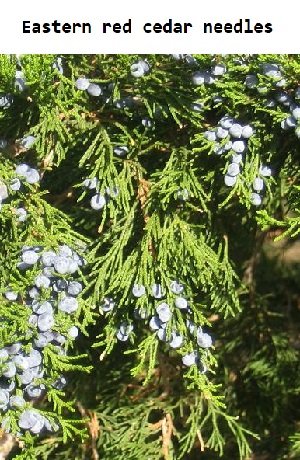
[0,54,299,459]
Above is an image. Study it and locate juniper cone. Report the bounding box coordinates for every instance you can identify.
[0,53,300,460]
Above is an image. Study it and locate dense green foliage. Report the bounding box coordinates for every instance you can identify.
[0,54,300,459]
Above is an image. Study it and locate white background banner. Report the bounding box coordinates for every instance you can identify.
[1,0,298,53]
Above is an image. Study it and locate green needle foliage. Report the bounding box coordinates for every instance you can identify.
[0,54,300,459]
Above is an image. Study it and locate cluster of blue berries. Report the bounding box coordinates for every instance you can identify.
[0,62,27,105]
[244,62,300,136]
[204,116,254,182]
[192,62,226,86]
[279,93,300,138]
[75,77,102,97]
[82,177,119,211]
[0,244,84,435]
[0,158,39,219]
[101,280,213,372]
[245,62,287,95]
[203,116,273,206]
[249,165,272,206]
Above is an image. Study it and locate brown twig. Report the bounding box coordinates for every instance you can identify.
[161,413,173,460]
[77,402,100,460]
[0,432,17,459]
[196,429,205,452]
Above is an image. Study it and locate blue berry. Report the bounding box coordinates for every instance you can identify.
[15,70,27,92]
[214,144,225,156]
[68,326,79,339]
[190,102,203,112]
[87,83,102,97]
[24,168,40,184]
[9,395,25,408]
[292,107,300,119]
[13,355,30,371]
[220,116,234,129]
[241,125,254,138]
[245,75,258,88]
[22,250,39,265]
[101,297,115,313]
[0,390,9,410]
[157,328,167,341]
[4,291,18,301]
[130,60,150,78]
[182,351,199,367]
[119,322,134,336]
[156,302,172,323]
[28,287,40,299]
[0,350,9,361]
[149,315,162,331]
[174,297,188,310]
[130,63,144,78]
[58,245,73,257]
[25,384,45,399]
[21,136,36,149]
[19,409,38,429]
[52,376,67,390]
[141,117,153,127]
[224,140,233,151]
[58,296,78,313]
[253,177,264,192]
[5,343,21,355]
[83,177,99,189]
[204,130,217,142]
[170,280,184,294]
[67,281,82,296]
[151,283,164,299]
[216,127,228,139]
[0,94,13,107]
[41,251,56,266]
[132,284,146,298]
[0,183,8,200]
[197,330,213,348]
[3,362,17,378]
[169,332,184,349]
[53,256,69,274]
[259,165,272,177]
[116,330,129,341]
[227,163,240,177]
[37,313,55,332]
[113,146,128,157]
[35,274,51,289]
[186,319,196,334]
[251,192,262,206]
[229,124,242,138]
[34,331,54,348]
[90,194,106,210]
[172,54,185,60]
[53,57,63,74]
[27,349,42,367]
[231,140,246,153]
[16,208,27,222]
[231,154,243,164]
[211,63,226,76]
[52,332,66,345]
[224,175,237,187]
[75,78,90,90]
